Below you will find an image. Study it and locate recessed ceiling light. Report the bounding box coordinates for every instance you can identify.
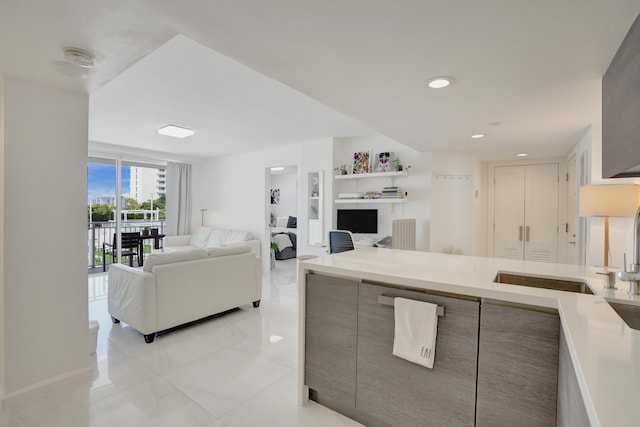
[158,125,194,138]
[270,167,285,171]
[516,153,528,157]
[427,76,453,89]
[471,133,485,139]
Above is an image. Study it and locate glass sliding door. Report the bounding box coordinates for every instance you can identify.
[88,157,166,272]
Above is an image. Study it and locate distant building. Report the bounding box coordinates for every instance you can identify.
[130,166,166,203]
[90,195,127,206]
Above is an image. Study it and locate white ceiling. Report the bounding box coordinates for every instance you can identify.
[2,1,639,161]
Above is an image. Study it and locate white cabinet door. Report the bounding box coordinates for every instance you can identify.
[494,166,525,260]
[524,163,559,262]
[493,164,559,262]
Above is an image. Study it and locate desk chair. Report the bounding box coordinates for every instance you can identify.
[329,230,355,254]
[103,232,141,272]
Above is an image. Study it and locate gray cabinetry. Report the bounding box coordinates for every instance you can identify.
[557,328,590,427]
[304,273,358,408]
[602,14,640,178]
[476,301,560,427]
[356,282,480,427]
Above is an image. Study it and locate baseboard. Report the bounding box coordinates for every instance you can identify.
[1,366,92,408]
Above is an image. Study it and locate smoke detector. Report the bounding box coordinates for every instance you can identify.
[63,47,95,68]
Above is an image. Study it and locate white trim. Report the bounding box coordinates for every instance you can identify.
[1,366,92,408]
[88,141,198,164]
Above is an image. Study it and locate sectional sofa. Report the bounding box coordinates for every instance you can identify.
[108,229,262,343]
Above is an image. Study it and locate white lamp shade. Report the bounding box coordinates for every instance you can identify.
[579,185,640,217]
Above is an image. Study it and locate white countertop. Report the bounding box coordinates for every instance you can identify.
[298,248,640,427]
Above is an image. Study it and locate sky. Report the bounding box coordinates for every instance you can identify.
[87,162,130,201]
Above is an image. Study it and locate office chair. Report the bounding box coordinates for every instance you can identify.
[329,230,355,254]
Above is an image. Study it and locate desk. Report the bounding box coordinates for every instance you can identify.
[138,234,165,267]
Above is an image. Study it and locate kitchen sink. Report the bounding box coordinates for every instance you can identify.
[494,272,594,295]
[607,301,640,330]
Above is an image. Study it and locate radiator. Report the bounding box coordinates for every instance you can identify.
[392,218,416,250]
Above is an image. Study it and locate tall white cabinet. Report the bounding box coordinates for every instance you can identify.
[492,163,559,263]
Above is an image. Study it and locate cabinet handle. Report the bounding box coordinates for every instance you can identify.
[519,226,523,241]
[526,226,530,242]
[378,295,445,317]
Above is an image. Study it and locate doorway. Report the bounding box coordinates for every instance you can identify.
[265,165,298,269]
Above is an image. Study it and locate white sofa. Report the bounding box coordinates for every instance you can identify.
[108,244,262,343]
[162,227,261,257]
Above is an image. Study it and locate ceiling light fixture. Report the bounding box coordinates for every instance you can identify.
[158,125,194,138]
[516,153,528,157]
[427,76,453,89]
[63,47,95,68]
[270,167,285,171]
[51,46,96,79]
[471,133,485,139]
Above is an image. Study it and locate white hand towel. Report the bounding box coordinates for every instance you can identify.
[392,297,439,369]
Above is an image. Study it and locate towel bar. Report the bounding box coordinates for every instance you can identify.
[378,295,445,317]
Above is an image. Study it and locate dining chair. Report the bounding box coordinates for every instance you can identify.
[102,232,141,272]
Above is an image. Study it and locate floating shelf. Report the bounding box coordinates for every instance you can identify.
[334,197,408,204]
[334,171,409,180]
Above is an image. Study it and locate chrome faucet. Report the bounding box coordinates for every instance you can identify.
[618,206,640,295]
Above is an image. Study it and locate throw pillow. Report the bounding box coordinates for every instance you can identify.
[275,216,288,227]
[189,227,212,248]
[286,216,297,228]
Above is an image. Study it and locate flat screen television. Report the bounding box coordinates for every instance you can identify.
[337,209,378,234]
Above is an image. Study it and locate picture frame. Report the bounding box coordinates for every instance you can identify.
[270,188,280,204]
[352,151,372,174]
[374,151,395,173]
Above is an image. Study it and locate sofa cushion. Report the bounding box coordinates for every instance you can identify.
[189,227,212,248]
[205,229,227,247]
[206,229,253,247]
[286,216,297,228]
[207,243,251,257]
[142,247,208,272]
[226,230,253,242]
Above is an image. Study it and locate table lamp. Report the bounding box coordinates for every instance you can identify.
[579,184,640,267]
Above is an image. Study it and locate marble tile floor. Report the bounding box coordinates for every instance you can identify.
[0,259,363,427]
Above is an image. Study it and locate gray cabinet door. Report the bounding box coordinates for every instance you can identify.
[556,328,590,427]
[356,282,480,427]
[305,273,358,407]
[476,301,560,427]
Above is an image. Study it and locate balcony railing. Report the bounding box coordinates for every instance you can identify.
[88,220,166,269]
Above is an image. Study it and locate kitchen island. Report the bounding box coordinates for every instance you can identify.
[297,248,640,427]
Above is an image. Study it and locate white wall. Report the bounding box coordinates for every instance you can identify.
[270,172,297,219]
[194,138,334,267]
[2,77,90,398]
[332,136,432,250]
[430,152,483,256]
[0,76,5,394]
